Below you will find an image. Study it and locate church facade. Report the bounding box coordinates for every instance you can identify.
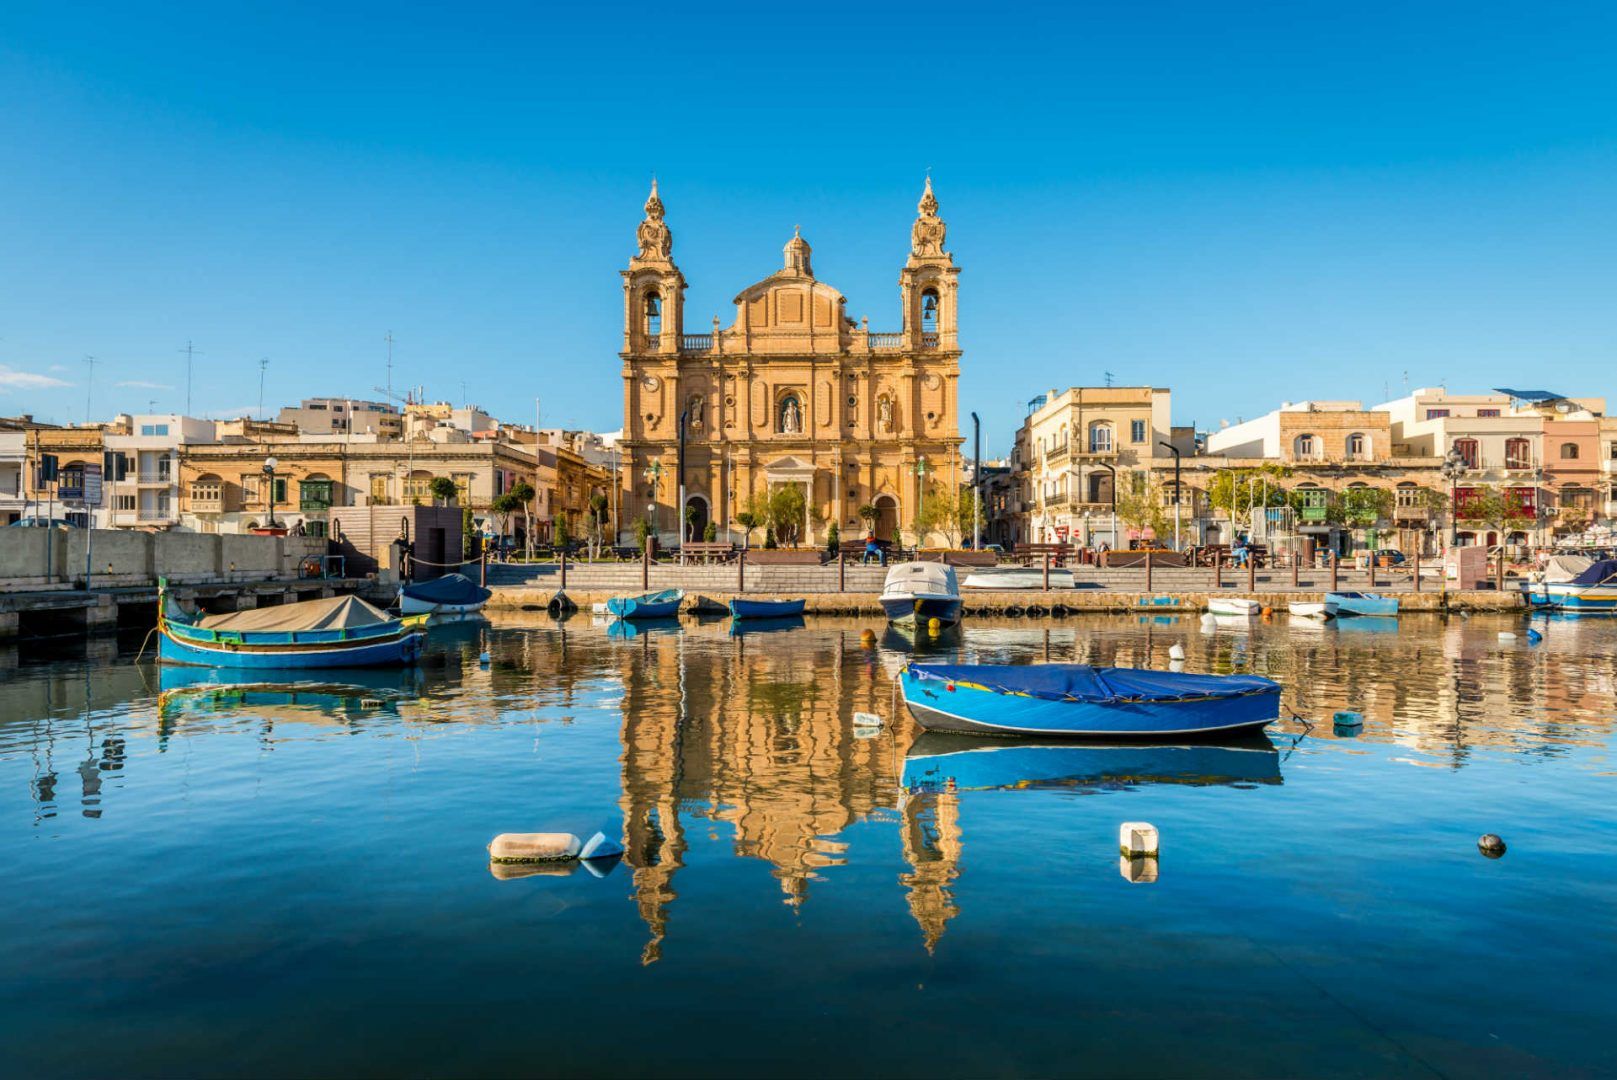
[617,180,964,547]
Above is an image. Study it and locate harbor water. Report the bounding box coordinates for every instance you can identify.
[1,612,1614,1077]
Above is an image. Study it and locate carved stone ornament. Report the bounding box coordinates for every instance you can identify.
[924,373,942,390]
[910,176,946,257]
[635,179,673,260]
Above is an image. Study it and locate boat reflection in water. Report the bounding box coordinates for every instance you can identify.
[156,664,425,725]
[727,614,806,637]
[902,732,1282,794]
[898,731,1281,947]
[606,617,683,641]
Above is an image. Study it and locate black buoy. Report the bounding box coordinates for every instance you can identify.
[1478,833,1507,858]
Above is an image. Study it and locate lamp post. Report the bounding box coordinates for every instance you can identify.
[263,455,279,529]
[1440,448,1467,547]
[643,460,664,540]
[676,406,689,545]
[1158,440,1181,551]
[913,454,928,545]
[971,411,982,551]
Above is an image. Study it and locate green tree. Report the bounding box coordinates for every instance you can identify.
[703,520,718,542]
[767,485,806,546]
[1338,487,1393,528]
[552,513,570,551]
[825,520,840,553]
[490,491,523,542]
[633,516,654,554]
[856,503,879,528]
[429,476,458,505]
[1456,485,1535,534]
[1114,472,1170,543]
[587,492,609,560]
[1207,465,1291,529]
[506,481,536,559]
[957,485,986,546]
[910,489,949,548]
[462,506,476,553]
[735,510,761,549]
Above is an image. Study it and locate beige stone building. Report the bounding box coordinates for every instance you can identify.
[617,180,963,546]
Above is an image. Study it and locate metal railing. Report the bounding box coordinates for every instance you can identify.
[137,471,173,484]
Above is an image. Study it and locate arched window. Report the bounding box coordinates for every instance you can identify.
[777,394,803,434]
[1346,433,1368,459]
[1561,442,1580,460]
[1452,438,1479,469]
[1294,433,1319,459]
[644,291,662,338]
[920,288,939,333]
[1088,423,1113,453]
[1504,438,1532,470]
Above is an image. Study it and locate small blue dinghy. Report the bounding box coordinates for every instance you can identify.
[605,588,684,620]
[728,597,807,619]
[1325,591,1399,617]
[900,663,1281,738]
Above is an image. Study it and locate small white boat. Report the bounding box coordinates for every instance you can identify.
[880,563,963,628]
[961,566,1075,590]
[1206,597,1262,617]
[1288,600,1337,619]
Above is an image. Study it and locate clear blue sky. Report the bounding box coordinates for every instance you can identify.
[2,2,1614,455]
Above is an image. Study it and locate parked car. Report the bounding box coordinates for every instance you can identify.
[7,517,78,528]
[1373,549,1406,565]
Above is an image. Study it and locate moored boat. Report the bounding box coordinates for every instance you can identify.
[900,662,1281,738]
[605,588,684,620]
[728,596,807,619]
[1524,558,1617,613]
[1288,600,1337,619]
[398,572,492,615]
[158,583,426,668]
[1207,597,1262,617]
[960,566,1075,590]
[879,563,963,628]
[1326,591,1399,617]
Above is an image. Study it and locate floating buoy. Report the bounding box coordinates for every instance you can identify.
[1332,711,1364,736]
[1168,643,1185,661]
[1478,833,1507,858]
[852,711,883,729]
[579,830,624,862]
[1168,659,1186,673]
[1119,821,1159,858]
[478,651,491,666]
[488,832,581,864]
[1525,628,1543,643]
[927,617,942,635]
[1261,606,1273,618]
[860,629,877,648]
[1498,631,1517,641]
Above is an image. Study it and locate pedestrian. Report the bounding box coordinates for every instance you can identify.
[863,528,886,566]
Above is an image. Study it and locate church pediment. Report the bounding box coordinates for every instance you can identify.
[764,455,817,480]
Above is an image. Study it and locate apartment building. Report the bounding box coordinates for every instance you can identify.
[277,398,403,437]
[101,415,218,528]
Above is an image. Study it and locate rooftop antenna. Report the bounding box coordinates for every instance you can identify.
[1104,371,1114,388]
[257,357,269,420]
[82,355,98,424]
[384,330,395,395]
[179,340,201,415]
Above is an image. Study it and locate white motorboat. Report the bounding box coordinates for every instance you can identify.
[1206,597,1262,617]
[960,566,1075,590]
[879,562,963,628]
[1288,600,1337,619]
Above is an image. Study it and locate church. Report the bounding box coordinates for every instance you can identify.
[617,179,964,547]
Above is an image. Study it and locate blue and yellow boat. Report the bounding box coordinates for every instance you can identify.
[900,662,1281,738]
[1526,559,1617,613]
[158,581,427,668]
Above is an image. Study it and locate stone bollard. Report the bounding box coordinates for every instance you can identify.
[1119,854,1159,883]
[1119,821,1159,858]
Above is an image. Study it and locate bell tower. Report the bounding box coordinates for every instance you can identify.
[622,179,685,355]
[899,176,959,351]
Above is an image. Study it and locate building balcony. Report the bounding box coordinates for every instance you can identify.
[299,498,332,512]
[137,507,175,522]
[679,334,712,352]
[1393,505,1429,522]
[189,497,224,513]
[1297,506,1331,523]
[137,472,173,485]
[868,332,905,350]
[1045,443,1070,464]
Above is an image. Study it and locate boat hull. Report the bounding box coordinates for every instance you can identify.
[1207,598,1261,617]
[605,590,684,620]
[729,597,807,619]
[900,667,1279,738]
[399,595,487,616]
[881,594,963,628]
[1326,592,1399,617]
[1528,583,1617,612]
[158,626,424,668]
[1288,601,1337,619]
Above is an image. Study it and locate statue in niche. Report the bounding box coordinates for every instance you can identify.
[877,394,895,433]
[780,395,803,434]
[687,393,704,430]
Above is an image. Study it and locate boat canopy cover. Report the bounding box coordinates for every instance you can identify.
[196,595,396,632]
[882,562,960,597]
[909,663,1279,704]
[1542,554,1594,583]
[1567,559,1617,586]
[401,573,492,604]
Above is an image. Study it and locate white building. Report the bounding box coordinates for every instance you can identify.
[103,415,218,528]
[278,398,402,437]
[0,431,26,524]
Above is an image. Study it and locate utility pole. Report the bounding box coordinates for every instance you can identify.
[677,406,689,546]
[1159,440,1182,550]
[83,356,97,424]
[179,340,200,415]
[384,331,395,395]
[257,358,269,420]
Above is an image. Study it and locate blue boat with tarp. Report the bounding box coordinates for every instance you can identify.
[158,581,427,668]
[728,597,807,619]
[605,589,684,620]
[398,572,492,615]
[903,732,1282,793]
[900,662,1281,738]
[1526,558,1617,613]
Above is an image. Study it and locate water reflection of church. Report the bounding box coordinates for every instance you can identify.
[614,625,966,961]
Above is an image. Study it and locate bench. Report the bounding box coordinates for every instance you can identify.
[1012,542,1073,567]
[916,549,998,567]
[678,541,736,564]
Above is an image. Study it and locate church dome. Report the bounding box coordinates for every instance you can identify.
[782,225,813,276]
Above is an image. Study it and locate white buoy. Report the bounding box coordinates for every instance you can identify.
[1119,821,1159,857]
[488,832,582,864]
[1168,643,1185,661]
[1478,833,1507,858]
[591,601,610,614]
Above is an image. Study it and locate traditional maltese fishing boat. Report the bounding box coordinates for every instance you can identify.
[1525,558,1617,613]
[158,581,427,668]
[900,662,1281,738]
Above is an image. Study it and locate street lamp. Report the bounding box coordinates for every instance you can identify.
[643,459,664,538]
[263,455,279,529]
[1440,448,1467,546]
[1158,440,1181,551]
